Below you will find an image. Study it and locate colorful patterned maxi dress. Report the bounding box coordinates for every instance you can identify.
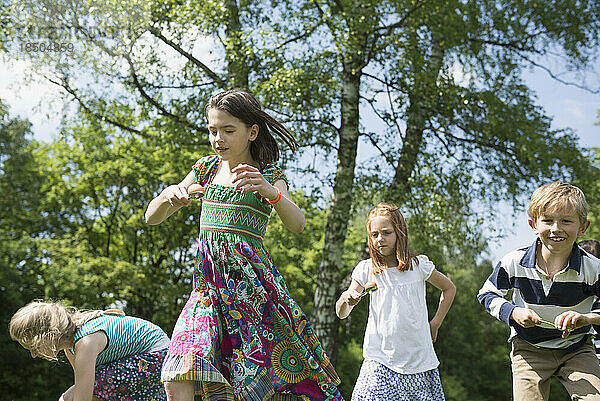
[161,155,343,401]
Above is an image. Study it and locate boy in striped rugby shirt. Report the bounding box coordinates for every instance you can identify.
[478,182,600,401]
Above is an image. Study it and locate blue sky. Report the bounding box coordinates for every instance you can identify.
[0,58,598,263]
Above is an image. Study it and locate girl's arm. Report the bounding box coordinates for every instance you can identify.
[58,386,75,401]
[64,348,75,367]
[335,279,364,319]
[427,269,456,342]
[145,171,197,225]
[59,349,76,401]
[269,180,305,233]
[232,165,305,232]
[71,331,107,401]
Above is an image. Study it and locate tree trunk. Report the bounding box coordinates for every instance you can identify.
[311,60,362,363]
[387,39,445,201]
[386,96,426,201]
[224,0,249,90]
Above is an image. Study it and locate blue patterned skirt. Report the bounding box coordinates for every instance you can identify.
[93,349,167,401]
[351,360,445,401]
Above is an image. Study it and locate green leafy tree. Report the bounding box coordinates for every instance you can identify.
[267,0,600,361]
[6,2,600,399]
[579,113,600,240]
[0,101,73,400]
[31,115,207,327]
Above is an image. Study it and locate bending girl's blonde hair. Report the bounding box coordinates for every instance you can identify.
[367,203,419,274]
[9,300,124,361]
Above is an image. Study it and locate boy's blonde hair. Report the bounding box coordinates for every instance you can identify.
[9,300,124,361]
[366,203,419,274]
[528,181,588,226]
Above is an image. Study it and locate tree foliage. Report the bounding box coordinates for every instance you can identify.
[0,101,73,400]
[3,0,600,399]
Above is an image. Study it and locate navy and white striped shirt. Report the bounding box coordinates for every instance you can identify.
[477,240,600,351]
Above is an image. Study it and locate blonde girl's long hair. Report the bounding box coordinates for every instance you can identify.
[367,203,419,274]
[8,300,124,361]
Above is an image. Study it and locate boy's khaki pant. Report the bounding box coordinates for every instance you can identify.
[510,337,600,401]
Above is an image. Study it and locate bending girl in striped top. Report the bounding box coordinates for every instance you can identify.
[9,300,170,401]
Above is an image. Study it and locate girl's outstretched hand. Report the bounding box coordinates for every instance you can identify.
[187,183,205,199]
[162,184,192,207]
[336,279,363,319]
[232,164,278,201]
[342,289,362,307]
[145,169,197,225]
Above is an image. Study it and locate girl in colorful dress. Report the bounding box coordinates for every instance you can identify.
[336,203,456,401]
[145,90,342,401]
[9,300,169,401]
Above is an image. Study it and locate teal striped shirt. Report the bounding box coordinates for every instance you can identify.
[74,314,168,366]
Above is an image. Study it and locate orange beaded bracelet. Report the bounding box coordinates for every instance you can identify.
[267,187,282,205]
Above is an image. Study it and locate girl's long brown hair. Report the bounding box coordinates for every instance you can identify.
[9,300,124,361]
[367,203,419,274]
[205,90,299,168]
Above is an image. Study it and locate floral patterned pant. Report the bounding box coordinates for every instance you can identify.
[93,349,167,401]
